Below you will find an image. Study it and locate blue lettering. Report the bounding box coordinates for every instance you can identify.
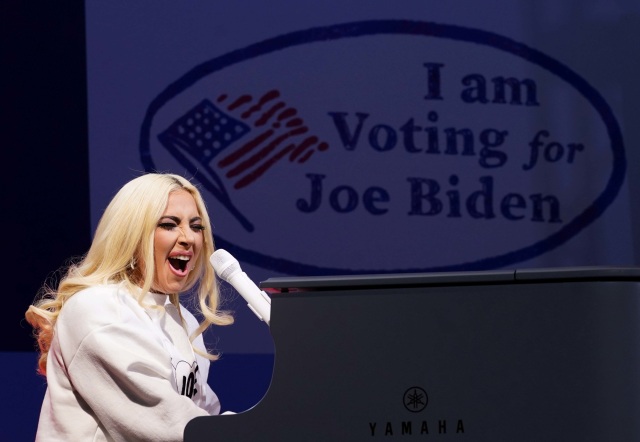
[327,112,369,150]
[297,174,390,215]
[408,175,561,222]
[328,112,509,169]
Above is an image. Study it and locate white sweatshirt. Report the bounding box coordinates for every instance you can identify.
[35,283,221,441]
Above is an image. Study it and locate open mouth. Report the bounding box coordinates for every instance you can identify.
[168,255,190,273]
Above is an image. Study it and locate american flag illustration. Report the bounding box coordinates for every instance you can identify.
[158,89,329,231]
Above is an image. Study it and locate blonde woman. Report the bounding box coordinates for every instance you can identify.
[26,173,234,441]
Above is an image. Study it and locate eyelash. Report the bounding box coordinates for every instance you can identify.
[157,223,205,232]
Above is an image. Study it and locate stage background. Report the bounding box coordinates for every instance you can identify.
[5,1,640,440]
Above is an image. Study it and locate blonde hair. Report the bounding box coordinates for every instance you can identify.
[25,173,233,375]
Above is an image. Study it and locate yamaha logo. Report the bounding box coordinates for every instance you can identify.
[368,387,465,437]
[404,386,428,412]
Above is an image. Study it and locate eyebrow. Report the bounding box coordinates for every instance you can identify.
[158,216,203,223]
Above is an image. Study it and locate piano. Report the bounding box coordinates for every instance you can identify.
[185,267,640,441]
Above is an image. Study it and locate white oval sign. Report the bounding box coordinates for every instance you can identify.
[140,20,625,274]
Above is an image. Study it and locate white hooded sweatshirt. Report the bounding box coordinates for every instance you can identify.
[35,283,221,441]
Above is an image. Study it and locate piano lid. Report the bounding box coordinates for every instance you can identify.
[259,266,640,293]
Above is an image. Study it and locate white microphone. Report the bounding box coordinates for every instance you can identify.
[210,249,271,325]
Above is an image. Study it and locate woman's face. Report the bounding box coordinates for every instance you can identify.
[152,190,204,294]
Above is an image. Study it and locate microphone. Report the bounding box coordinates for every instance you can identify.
[210,249,271,325]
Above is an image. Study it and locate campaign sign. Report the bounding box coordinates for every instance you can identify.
[139,20,625,275]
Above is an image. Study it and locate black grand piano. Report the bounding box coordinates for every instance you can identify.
[185,267,640,441]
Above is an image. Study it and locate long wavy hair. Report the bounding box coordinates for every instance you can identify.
[25,173,233,375]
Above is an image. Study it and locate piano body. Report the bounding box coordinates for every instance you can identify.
[186,267,640,441]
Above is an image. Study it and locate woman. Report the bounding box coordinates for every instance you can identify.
[25,173,234,441]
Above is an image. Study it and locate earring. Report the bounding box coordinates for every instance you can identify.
[129,258,136,270]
